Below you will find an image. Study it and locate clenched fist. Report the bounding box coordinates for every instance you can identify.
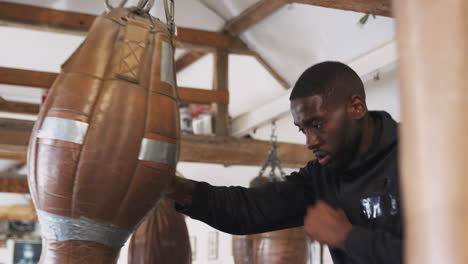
[304,201,352,248]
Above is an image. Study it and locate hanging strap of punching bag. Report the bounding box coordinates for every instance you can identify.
[104,0,175,37]
[136,0,155,13]
[162,0,180,103]
[163,0,176,38]
[105,0,128,10]
[105,0,155,13]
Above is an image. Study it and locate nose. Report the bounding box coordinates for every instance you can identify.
[306,129,321,150]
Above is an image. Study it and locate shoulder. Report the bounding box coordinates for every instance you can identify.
[285,159,322,183]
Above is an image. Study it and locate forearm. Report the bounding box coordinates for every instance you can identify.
[170,180,308,235]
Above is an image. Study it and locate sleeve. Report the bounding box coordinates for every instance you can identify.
[343,226,403,264]
[175,163,318,235]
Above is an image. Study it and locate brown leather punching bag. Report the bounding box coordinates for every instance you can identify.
[128,198,191,264]
[27,3,179,263]
[232,176,309,264]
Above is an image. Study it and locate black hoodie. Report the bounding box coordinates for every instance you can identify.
[177,111,402,264]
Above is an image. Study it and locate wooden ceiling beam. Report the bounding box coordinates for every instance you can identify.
[289,0,392,17]
[0,118,312,168]
[180,134,311,167]
[175,51,208,73]
[175,0,290,89]
[0,98,40,116]
[178,87,229,105]
[0,145,27,162]
[0,172,28,194]
[0,118,33,146]
[176,27,231,50]
[0,67,229,106]
[252,52,290,89]
[212,50,230,136]
[0,2,287,88]
[224,0,288,36]
[0,178,29,194]
[0,1,95,31]
[0,2,232,49]
[0,205,37,221]
[0,67,56,88]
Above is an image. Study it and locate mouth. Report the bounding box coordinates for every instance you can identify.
[314,151,332,166]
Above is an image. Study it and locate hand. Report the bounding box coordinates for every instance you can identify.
[304,201,352,248]
[165,176,195,207]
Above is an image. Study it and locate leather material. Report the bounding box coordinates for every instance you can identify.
[27,7,179,263]
[232,228,309,264]
[232,176,309,264]
[128,198,191,264]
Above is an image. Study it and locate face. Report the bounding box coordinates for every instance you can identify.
[290,95,362,170]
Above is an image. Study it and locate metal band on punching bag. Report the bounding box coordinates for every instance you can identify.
[27,2,179,263]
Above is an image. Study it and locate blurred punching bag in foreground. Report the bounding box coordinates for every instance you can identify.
[128,198,191,264]
[27,1,179,263]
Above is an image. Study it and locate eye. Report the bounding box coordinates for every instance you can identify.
[312,122,323,131]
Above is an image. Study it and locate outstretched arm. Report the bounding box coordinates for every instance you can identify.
[166,170,313,235]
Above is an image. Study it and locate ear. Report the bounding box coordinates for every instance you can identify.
[347,95,367,120]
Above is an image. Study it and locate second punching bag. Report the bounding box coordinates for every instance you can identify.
[128,198,191,264]
[27,1,179,263]
[232,176,309,264]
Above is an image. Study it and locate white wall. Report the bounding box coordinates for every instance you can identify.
[0,240,14,264]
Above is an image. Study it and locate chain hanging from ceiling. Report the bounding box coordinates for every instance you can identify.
[104,0,175,37]
[257,121,287,182]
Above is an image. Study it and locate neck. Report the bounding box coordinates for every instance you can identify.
[356,113,375,158]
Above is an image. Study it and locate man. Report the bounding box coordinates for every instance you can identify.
[167,61,402,264]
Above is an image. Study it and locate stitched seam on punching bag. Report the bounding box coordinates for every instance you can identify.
[111,19,153,226]
[147,35,178,140]
[115,19,150,83]
[69,15,122,221]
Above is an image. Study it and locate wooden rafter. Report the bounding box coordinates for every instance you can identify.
[173,0,286,63]
[4,162,26,173]
[0,145,27,161]
[178,87,229,105]
[0,172,28,194]
[0,67,56,88]
[252,52,290,89]
[175,1,290,89]
[0,178,29,194]
[0,67,229,107]
[212,50,230,136]
[0,2,232,49]
[0,118,312,168]
[0,1,95,31]
[175,50,208,72]
[0,118,33,147]
[289,0,392,17]
[0,98,40,116]
[0,205,37,221]
[224,0,288,36]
